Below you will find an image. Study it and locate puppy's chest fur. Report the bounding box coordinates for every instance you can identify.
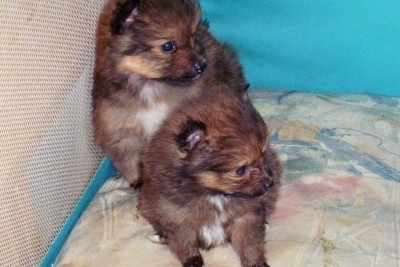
[198,195,230,248]
[134,82,171,137]
[127,80,200,138]
[103,81,181,139]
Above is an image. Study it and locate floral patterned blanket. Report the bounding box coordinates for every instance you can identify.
[55,90,400,267]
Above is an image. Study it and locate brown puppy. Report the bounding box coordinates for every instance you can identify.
[92,0,247,186]
[139,88,282,267]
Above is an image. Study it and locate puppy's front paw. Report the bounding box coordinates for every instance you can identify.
[183,255,204,267]
[251,263,270,267]
[148,233,166,244]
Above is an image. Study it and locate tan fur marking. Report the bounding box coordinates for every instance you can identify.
[118,55,163,78]
[195,171,236,193]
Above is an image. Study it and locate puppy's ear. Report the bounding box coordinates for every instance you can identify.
[186,0,200,7]
[111,0,140,35]
[201,19,210,29]
[176,120,206,152]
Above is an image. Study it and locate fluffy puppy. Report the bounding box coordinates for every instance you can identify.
[139,88,282,267]
[92,0,247,186]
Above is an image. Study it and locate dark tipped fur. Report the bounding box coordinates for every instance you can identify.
[139,87,282,267]
[110,0,139,35]
[92,0,248,186]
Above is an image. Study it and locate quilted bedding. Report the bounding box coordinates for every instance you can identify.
[55,90,400,267]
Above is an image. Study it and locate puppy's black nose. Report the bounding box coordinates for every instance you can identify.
[263,180,274,191]
[194,61,207,74]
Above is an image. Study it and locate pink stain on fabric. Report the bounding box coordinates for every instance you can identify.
[271,176,360,219]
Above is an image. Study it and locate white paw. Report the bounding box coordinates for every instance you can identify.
[265,223,271,233]
[148,233,166,244]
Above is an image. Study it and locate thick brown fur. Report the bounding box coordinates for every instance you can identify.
[92,0,247,186]
[139,87,282,267]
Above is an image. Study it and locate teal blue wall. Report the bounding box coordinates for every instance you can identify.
[200,0,400,96]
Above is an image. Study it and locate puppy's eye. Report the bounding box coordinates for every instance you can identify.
[161,41,176,52]
[235,166,247,176]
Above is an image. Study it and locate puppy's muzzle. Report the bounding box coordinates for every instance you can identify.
[263,180,274,191]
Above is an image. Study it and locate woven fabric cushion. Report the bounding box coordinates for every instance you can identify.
[55,91,400,266]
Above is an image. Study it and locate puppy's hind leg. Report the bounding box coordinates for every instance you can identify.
[106,136,142,188]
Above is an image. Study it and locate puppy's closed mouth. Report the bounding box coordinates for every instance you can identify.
[225,190,268,199]
[161,61,207,86]
[225,181,275,199]
[161,74,203,86]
